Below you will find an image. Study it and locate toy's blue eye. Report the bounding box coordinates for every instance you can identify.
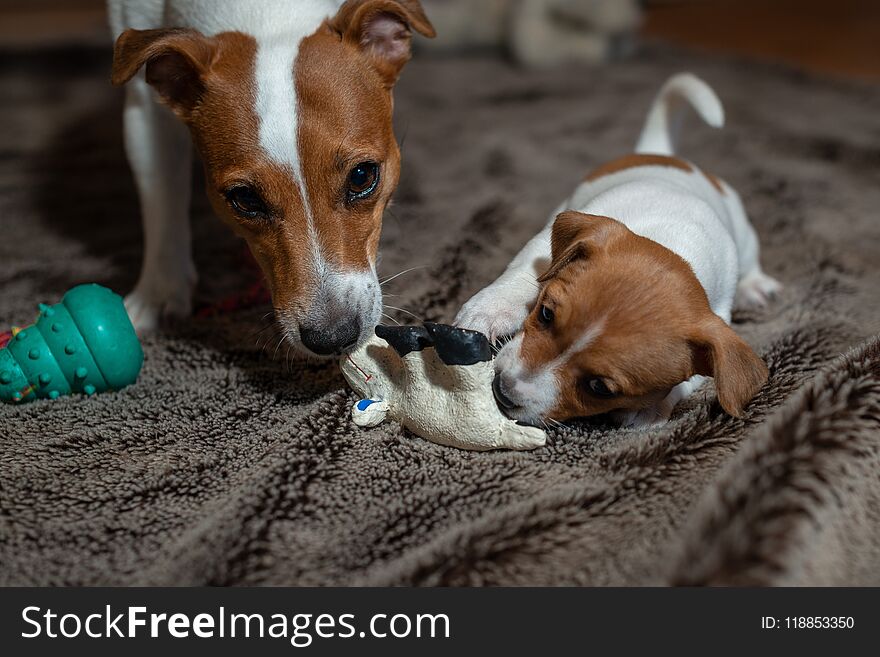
[347,162,380,201]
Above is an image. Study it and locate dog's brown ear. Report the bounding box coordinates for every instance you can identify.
[691,315,768,417]
[111,28,216,119]
[332,0,436,88]
[538,212,625,282]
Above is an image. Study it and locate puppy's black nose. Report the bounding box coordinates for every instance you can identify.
[300,317,361,356]
[492,373,517,410]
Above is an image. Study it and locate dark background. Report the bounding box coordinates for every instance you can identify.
[1,0,878,81]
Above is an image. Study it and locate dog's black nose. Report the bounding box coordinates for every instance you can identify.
[300,317,361,356]
[492,373,517,410]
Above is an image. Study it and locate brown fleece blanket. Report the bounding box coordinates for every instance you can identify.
[1,44,879,586]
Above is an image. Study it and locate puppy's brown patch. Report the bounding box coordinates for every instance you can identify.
[585,154,693,182]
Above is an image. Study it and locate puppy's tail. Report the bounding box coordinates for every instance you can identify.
[635,73,724,156]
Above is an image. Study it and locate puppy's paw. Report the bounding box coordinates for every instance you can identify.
[455,290,529,343]
[125,266,196,334]
[614,406,671,430]
[735,270,782,310]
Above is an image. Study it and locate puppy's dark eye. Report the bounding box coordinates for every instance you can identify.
[225,185,269,219]
[538,304,555,325]
[584,377,616,399]
[347,162,380,201]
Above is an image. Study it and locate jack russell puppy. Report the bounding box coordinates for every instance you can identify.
[456,73,781,428]
[108,0,434,356]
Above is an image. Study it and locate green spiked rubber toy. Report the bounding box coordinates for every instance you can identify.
[0,284,143,403]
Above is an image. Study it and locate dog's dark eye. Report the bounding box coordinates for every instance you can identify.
[584,377,616,399]
[347,162,380,201]
[538,304,555,325]
[225,185,269,219]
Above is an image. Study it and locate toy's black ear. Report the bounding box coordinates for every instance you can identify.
[375,325,433,357]
[424,323,492,366]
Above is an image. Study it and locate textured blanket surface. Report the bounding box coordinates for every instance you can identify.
[1,44,879,586]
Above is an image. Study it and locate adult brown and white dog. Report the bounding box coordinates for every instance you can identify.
[456,74,781,428]
[108,0,434,356]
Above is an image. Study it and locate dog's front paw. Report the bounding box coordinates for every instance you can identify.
[125,266,196,334]
[455,290,530,343]
[735,270,782,310]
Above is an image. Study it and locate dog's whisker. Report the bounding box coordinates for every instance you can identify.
[248,310,278,343]
[494,335,512,351]
[272,335,285,361]
[380,265,428,287]
[381,312,401,326]
[249,322,276,342]
[383,304,421,321]
[255,326,278,352]
[517,273,540,291]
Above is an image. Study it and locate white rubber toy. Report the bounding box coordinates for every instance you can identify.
[341,327,546,451]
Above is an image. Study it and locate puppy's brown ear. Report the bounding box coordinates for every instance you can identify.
[111,28,216,119]
[332,0,436,88]
[539,212,624,282]
[691,315,768,417]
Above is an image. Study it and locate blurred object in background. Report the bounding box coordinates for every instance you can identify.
[643,0,880,82]
[0,0,108,48]
[418,0,642,67]
[0,0,876,81]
